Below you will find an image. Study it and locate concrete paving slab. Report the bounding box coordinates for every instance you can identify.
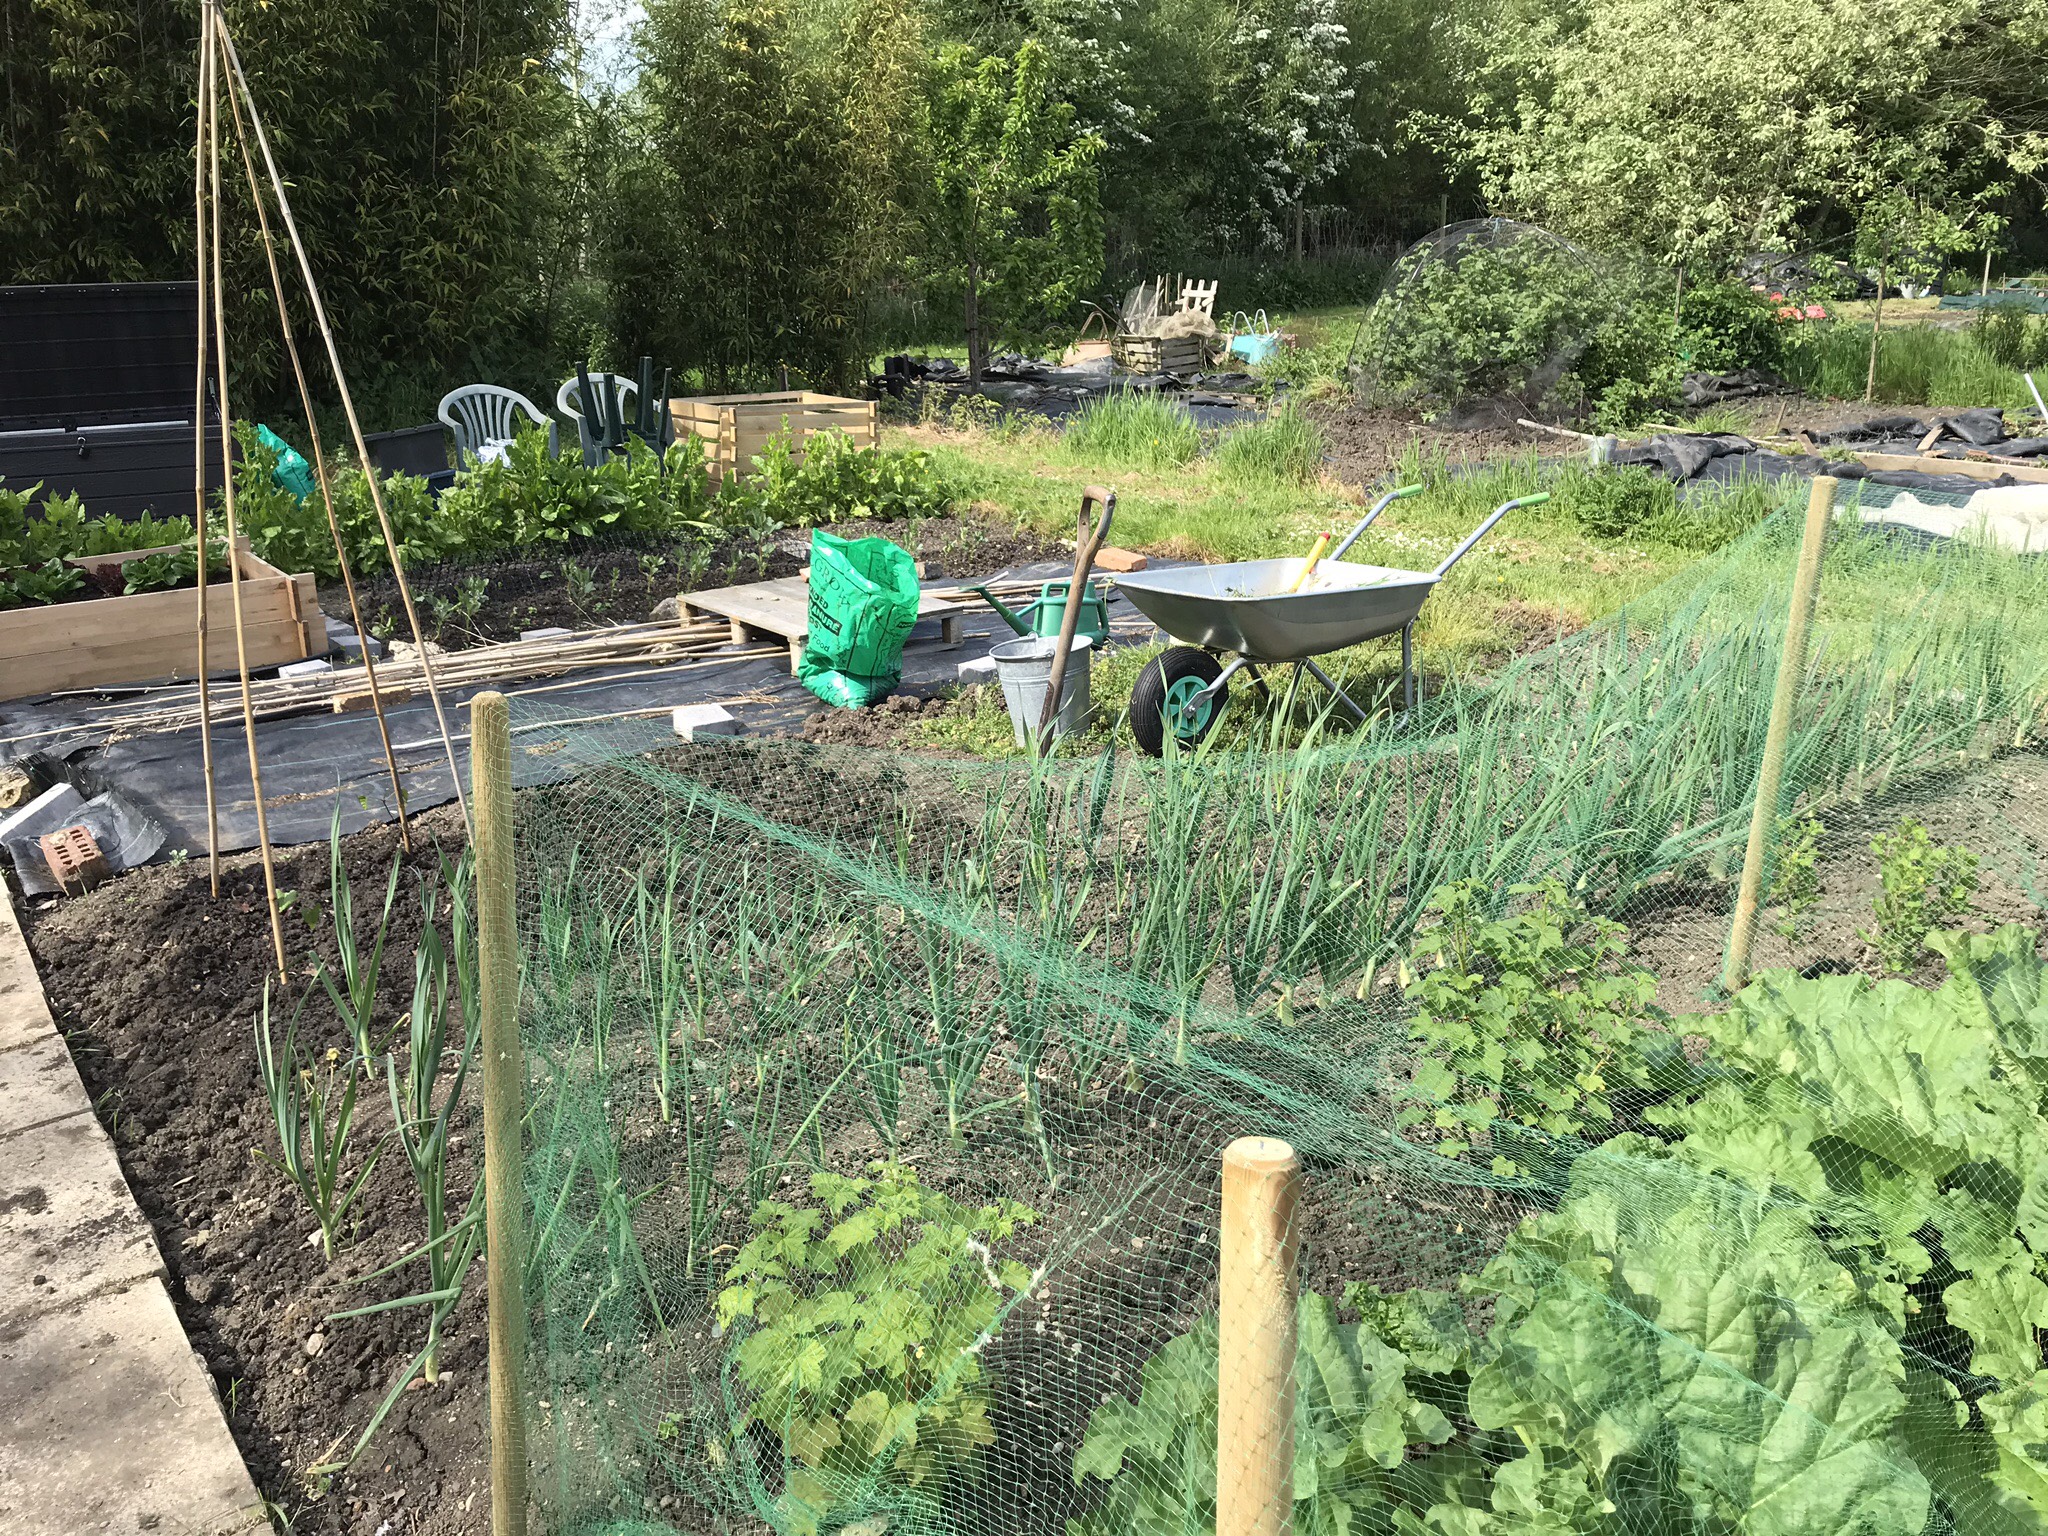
[0,1278,268,1535]
[0,1031,92,1138]
[0,879,55,1052]
[0,1110,163,1324]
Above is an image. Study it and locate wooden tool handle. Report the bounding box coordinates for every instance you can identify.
[1037,488,1117,746]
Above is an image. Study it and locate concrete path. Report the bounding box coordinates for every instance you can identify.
[0,882,268,1535]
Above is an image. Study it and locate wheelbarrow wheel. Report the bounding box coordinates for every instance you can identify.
[1132,647,1226,757]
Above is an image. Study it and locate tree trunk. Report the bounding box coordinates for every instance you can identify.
[1291,202,1304,262]
[1865,255,1888,404]
[964,256,984,386]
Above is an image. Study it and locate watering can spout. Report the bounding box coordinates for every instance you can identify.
[966,584,1037,637]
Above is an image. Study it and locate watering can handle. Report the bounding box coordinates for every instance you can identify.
[1433,492,1549,579]
[1331,483,1423,562]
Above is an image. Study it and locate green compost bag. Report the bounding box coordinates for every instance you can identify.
[799,530,921,708]
[255,423,315,500]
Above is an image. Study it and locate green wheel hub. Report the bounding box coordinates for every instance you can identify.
[1163,675,1215,739]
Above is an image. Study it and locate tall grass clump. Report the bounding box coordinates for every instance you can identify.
[1060,392,1202,472]
[1781,321,2032,409]
[1212,402,1329,487]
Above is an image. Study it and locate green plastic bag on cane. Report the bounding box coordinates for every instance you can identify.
[256,423,316,501]
[799,530,922,708]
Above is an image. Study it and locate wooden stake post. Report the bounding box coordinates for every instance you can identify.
[1722,476,1838,993]
[1219,1137,1301,1536]
[473,691,528,1536]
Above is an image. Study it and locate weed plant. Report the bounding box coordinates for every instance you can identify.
[1059,392,1202,472]
[1780,320,2034,409]
[1211,401,1328,486]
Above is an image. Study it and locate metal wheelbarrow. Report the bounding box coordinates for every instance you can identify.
[1112,486,1550,755]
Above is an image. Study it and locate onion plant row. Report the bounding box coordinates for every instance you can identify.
[510,510,2048,1369]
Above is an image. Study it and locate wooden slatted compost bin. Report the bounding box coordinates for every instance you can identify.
[1,538,325,700]
[667,391,879,484]
[1112,333,1211,373]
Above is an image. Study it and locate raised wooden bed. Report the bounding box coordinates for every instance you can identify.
[0,538,325,701]
[667,391,879,484]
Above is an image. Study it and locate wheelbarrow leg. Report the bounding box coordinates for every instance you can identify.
[1301,658,1372,724]
[1402,621,1417,716]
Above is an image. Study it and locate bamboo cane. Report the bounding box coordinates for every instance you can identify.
[206,7,289,984]
[219,61,411,850]
[191,11,220,894]
[1722,475,1838,994]
[1218,1137,1300,1536]
[472,691,528,1536]
[213,12,471,836]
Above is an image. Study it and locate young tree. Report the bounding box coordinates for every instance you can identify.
[921,40,1104,383]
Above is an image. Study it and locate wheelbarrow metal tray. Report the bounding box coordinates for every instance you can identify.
[1113,559,1437,662]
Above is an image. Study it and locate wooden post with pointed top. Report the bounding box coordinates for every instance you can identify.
[473,690,527,1536]
[1723,475,1838,994]
[1219,1137,1300,1536]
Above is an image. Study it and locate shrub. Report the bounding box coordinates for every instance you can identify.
[1676,281,1786,373]
[1973,302,2048,371]
[1394,878,1668,1174]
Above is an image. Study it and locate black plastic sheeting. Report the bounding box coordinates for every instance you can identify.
[1614,408,2048,500]
[0,562,1163,859]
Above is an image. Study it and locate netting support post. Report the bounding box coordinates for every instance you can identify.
[474,690,529,1536]
[1219,1137,1301,1536]
[1722,475,1838,994]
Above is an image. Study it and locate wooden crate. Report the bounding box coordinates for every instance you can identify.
[1112,333,1210,373]
[0,538,324,701]
[667,391,879,484]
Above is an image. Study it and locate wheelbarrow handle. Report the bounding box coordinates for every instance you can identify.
[1432,492,1550,579]
[1330,483,1423,562]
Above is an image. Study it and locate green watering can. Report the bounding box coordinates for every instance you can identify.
[968,580,1112,647]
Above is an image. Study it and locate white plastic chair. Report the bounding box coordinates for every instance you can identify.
[437,384,557,465]
[556,373,640,466]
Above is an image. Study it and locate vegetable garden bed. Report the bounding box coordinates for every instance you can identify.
[0,537,323,700]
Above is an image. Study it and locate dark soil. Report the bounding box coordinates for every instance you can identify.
[22,807,490,1536]
[19,741,2038,1534]
[1627,751,2048,1012]
[1308,403,1555,486]
[326,509,1070,653]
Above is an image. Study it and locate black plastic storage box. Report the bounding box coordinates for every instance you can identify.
[0,282,228,521]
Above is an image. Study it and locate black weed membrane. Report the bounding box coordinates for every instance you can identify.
[504,491,2048,1536]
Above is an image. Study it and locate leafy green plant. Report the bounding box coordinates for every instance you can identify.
[1395,878,1667,1174]
[716,1161,1038,1536]
[1071,1292,1459,1536]
[1566,464,1674,541]
[251,986,381,1259]
[1767,812,1825,940]
[1676,280,1788,373]
[724,429,954,528]
[422,574,490,642]
[1863,815,1977,972]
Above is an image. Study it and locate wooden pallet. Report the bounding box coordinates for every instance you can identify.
[680,576,966,675]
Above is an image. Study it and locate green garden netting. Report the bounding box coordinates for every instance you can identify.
[502,480,2048,1536]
